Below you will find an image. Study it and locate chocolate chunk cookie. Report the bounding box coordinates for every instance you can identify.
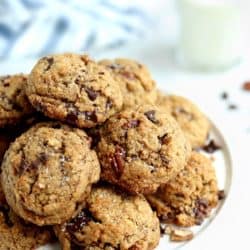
[99,58,157,109]
[55,184,160,250]
[97,105,191,194]
[0,74,35,128]
[26,53,123,128]
[156,94,210,149]
[147,152,219,227]
[1,122,100,225]
[0,183,53,250]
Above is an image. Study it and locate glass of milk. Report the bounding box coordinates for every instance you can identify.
[177,0,244,71]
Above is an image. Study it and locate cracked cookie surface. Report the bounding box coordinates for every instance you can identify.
[26,54,123,128]
[147,152,219,227]
[1,122,100,225]
[0,183,53,250]
[99,58,157,109]
[97,105,191,194]
[156,94,210,149]
[55,184,160,250]
[0,74,35,128]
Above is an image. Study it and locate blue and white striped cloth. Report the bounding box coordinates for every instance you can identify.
[0,0,153,59]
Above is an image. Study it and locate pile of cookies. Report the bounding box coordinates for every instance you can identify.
[0,54,223,250]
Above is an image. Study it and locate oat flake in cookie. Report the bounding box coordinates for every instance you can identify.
[1,122,100,226]
[26,53,123,128]
[99,58,157,109]
[97,105,191,194]
[54,184,160,250]
[147,152,219,227]
[156,94,210,149]
[0,183,53,250]
[0,74,35,128]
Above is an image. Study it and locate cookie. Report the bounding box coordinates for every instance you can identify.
[0,113,49,164]
[0,183,53,250]
[55,184,160,250]
[156,94,210,148]
[0,74,35,128]
[1,122,100,225]
[99,58,157,109]
[26,54,123,128]
[97,105,191,194]
[147,152,219,227]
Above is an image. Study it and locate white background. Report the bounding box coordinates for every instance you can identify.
[1,1,250,249]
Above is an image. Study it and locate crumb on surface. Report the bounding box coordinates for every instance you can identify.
[221,92,228,100]
[202,139,221,153]
[228,104,238,110]
[169,228,194,242]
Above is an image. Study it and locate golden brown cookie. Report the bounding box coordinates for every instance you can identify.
[1,122,100,226]
[55,184,160,250]
[25,53,123,128]
[97,105,191,194]
[156,94,210,149]
[99,58,157,109]
[0,74,34,128]
[0,183,53,250]
[147,152,219,227]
